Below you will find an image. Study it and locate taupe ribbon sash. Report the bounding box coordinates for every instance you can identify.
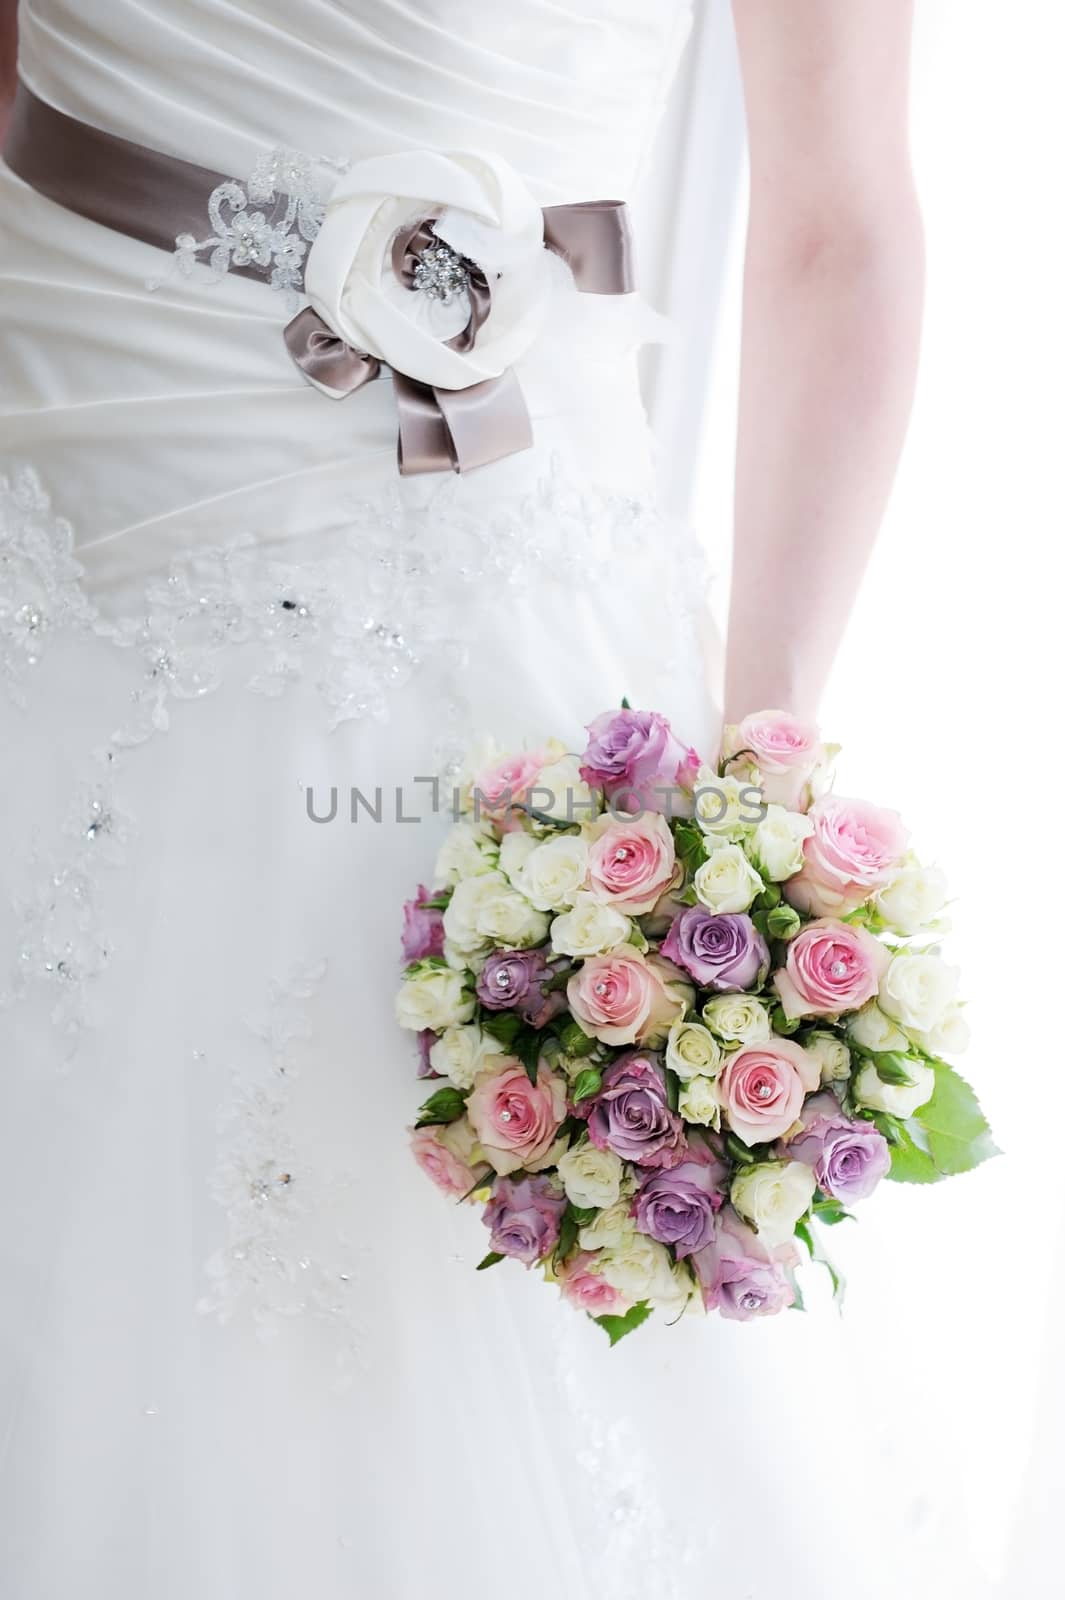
[4,80,635,475]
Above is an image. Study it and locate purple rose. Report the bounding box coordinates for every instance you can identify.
[786,1094,891,1202]
[580,708,700,814]
[632,1137,727,1257]
[691,1207,796,1320]
[401,884,445,963]
[586,1051,686,1170]
[475,947,567,1028]
[482,1175,566,1266]
[661,909,768,992]
[415,1029,439,1079]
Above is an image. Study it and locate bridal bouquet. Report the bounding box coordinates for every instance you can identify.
[396,707,995,1342]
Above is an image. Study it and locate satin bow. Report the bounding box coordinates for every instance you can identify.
[284,201,635,477]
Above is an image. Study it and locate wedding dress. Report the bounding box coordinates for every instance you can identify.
[0,5,982,1598]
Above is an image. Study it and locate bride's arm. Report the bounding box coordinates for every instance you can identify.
[724,0,925,723]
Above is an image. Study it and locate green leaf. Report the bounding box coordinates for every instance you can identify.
[476,1251,504,1271]
[593,1300,653,1346]
[480,1011,524,1048]
[664,1067,681,1113]
[787,1271,806,1312]
[415,1085,468,1128]
[673,818,708,880]
[418,893,451,911]
[557,1018,597,1058]
[870,1050,920,1087]
[620,696,632,710]
[885,1119,942,1183]
[726,1132,757,1166]
[570,1205,599,1227]
[556,1207,579,1266]
[769,1004,802,1037]
[911,1061,1000,1178]
[812,1195,854,1226]
[755,881,782,910]
[515,1028,542,1085]
[795,1217,845,1307]
[403,954,450,977]
[571,1067,602,1104]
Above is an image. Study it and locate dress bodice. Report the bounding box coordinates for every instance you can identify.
[18,0,694,203]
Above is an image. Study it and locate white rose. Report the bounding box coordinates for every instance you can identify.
[909,1002,971,1057]
[442,873,503,954]
[804,1030,853,1084]
[533,754,599,824]
[550,892,631,958]
[443,871,548,953]
[395,964,474,1032]
[678,1075,721,1129]
[599,1232,686,1310]
[853,1059,935,1118]
[513,833,589,913]
[304,150,552,392]
[731,1160,817,1247]
[498,830,539,885]
[701,994,773,1046]
[693,843,764,914]
[429,1024,506,1090]
[433,819,499,888]
[879,952,961,1035]
[748,804,814,882]
[846,1003,911,1055]
[692,770,763,841]
[557,1142,624,1210]
[874,857,949,935]
[578,1200,635,1252]
[665,1020,723,1081]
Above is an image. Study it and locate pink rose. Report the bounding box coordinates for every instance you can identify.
[724,709,826,809]
[470,748,546,818]
[558,1251,631,1316]
[773,918,890,1019]
[567,947,691,1048]
[409,1121,485,1199]
[465,1059,567,1176]
[585,811,678,915]
[786,794,909,916]
[401,883,445,962]
[718,1039,819,1145]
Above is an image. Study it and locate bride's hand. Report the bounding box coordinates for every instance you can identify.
[724,0,925,724]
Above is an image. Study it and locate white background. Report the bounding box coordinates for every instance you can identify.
[641,2,1064,1590]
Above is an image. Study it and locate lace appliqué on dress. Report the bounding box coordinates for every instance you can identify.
[197,960,370,1385]
[150,148,343,310]
[0,466,95,704]
[6,755,131,1040]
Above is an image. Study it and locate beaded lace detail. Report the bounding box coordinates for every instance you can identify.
[197,960,370,1384]
[151,148,344,310]
[0,467,94,703]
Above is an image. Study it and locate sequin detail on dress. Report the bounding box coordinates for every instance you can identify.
[197,959,370,1386]
[0,466,94,703]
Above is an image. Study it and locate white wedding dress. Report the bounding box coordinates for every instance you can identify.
[0,5,985,1598]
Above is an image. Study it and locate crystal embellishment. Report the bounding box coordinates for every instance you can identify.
[412,243,470,305]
